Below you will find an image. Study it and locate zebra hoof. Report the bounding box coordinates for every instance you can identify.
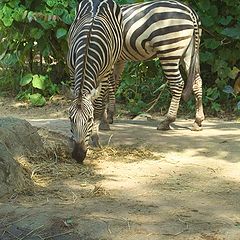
[191,122,202,131]
[107,118,114,124]
[157,122,171,131]
[99,122,111,131]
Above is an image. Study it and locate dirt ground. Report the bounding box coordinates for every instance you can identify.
[0,96,240,240]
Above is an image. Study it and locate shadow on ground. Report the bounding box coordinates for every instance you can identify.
[0,117,239,239]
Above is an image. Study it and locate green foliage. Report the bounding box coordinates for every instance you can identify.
[223,85,240,112]
[18,73,59,106]
[116,0,240,116]
[116,60,170,115]
[187,0,240,114]
[0,0,75,102]
[0,0,239,115]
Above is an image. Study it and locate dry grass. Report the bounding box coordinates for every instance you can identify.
[88,145,158,162]
[17,145,157,188]
[14,128,158,200]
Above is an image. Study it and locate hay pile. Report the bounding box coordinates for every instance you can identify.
[0,117,157,199]
[88,145,157,162]
[0,117,77,198]
[0,117,44,197]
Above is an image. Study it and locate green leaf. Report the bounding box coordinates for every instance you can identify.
[46,0,57,7]
[198,0,211,11]
[1,53,18,66]
[221,26,240,39]
[2,16,13,27]
[12,7,26,21]
[204,39,220,50]
[42,44,51,57]
[2,5,12,16]
[211,102,221,112]
[8,0,20,8]
[200,51,214,63]
[30,28,44,40]
[62,11,73,25]
[20,74,33,86]
[201,15,215,27]
[27,11,35,22]
[28,93,46,107]
[53,7,64,16]
[237,101,240,111]
[229,67,240,80]
[219,16,233,26]
[32,75,46,90]
[223,85,234,94]
[56,28,67,39]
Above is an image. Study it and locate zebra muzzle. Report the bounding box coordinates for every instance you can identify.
[72,141,87,163]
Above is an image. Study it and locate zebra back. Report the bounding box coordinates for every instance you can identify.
[120,0,201,62]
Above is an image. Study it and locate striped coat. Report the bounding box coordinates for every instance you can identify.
[68,0,123,162]
[104,0,204,131]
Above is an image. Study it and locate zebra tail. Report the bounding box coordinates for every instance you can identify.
[182,48,200,102]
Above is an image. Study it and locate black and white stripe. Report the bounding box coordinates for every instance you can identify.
[105,0,204,130]
[67,0,123,162]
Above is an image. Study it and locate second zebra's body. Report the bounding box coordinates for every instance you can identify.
[103,0,204,131]
[68,0,123,163]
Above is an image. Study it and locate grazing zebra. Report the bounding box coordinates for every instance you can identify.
[67,0,123,163]
[102,0,204,131]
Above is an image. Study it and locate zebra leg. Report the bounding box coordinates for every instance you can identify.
[99,72,115,131]
[157,66,184,130]
[99,108,111,131]
[94,89,109,137]
[181,39,204,131]
[91,120,102,148]
[191,73,205,131]
[107,61,126,124]
[106,73,116,124]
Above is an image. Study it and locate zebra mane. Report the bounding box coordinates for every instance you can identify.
[76,0,110,103]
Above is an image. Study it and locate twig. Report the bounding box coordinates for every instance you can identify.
[31,162,57,178]
[43,230,74,240]
[107,134,114,146]
[98,219,112,234]
[121,217,131,230]
[146,89,164,113]
[19,225,44,240]
[1,229,6,238]
[71,191,77,203]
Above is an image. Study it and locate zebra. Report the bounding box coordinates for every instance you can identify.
[67,0,123,163]
[101,0,204,131]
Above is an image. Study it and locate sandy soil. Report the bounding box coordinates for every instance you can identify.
[0,96,240,240]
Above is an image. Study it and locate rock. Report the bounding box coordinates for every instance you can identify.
[0,117,72,198]
[0,117,41,197]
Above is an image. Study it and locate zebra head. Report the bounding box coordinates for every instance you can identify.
[69,95,94,163]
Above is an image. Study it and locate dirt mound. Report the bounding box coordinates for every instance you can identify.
[0,117,71,198]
